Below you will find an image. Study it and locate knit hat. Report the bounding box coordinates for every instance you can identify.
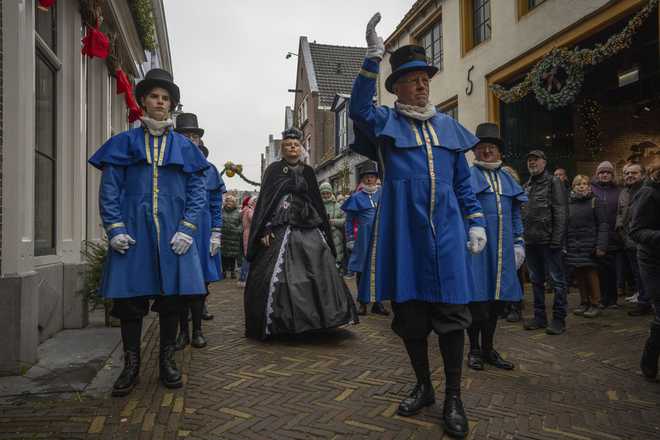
[596,161,614,174]
[319,182,333,194]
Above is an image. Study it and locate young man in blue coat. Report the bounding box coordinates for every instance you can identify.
[341,161,387,316]
[349,13,487,439]
[467,123,527,371]
[88,69,208,396]
[174,113,225,350]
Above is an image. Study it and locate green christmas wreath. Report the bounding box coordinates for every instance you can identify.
[531,49,584,110]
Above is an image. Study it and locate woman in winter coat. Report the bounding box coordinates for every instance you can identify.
[319,182,345,268]
[238,196,257,286]
[221,194,243,278]
[566,175,608,318]
[630,155,660,380]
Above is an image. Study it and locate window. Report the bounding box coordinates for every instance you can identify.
[304,135,311,164]
[460,0,491,54]
[528,0,547,9]
[298,96,308,126]
[472,0,491,46]
[518,0,548,17]
[419,20,443,69]
[34,3,59,256]
[437,97,459,121]
[337,106,348,151]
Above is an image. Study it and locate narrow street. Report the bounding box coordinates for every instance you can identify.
[1,279,659,440]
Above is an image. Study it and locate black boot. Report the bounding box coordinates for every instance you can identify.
[467,350,484,370]
[443,393,469,439]
[159,313,183,388]
[190,297,207,348]
[399,338,434,416]
[357,303,368,316]
[371,302,390,316]
[202,301,214,320]
[112,319,142,397]
[641,322,660,380]
[175,309,190,351]
[397,379,435,416]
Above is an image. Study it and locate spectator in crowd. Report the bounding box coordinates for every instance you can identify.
[554,168,570,189]
[320,182,346,271]
[629,155,660,380]
[522,150,569,335]
[566,175,608,318]
[238,196,257,287]
[502,165,525,323]
[221,194,243,279]
[591,161,622,309]
[616,162,650,315]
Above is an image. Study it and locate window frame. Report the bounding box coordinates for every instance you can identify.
[417,19,443,70]
[436,96,459,121]
[518,0,548,18]
[460,0,492,55]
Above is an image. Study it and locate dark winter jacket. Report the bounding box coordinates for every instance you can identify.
[615,182,643,250]
[565,192,608,268]
[522,170,568,247]
[630,178,660,261]
[591,180,622,252]
[221,206,243,258]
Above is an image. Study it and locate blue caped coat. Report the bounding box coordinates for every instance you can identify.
[469,166,527,302]
[88,127,209,298]
[195,163,226,283]
[349,58,485,304]
[341,189,381,279]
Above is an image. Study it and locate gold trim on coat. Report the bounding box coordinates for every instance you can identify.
[106,222,125,232]
[484,169,504,300]
[151,135,161,247]
[421,121,436,236]
[359,68,378,79]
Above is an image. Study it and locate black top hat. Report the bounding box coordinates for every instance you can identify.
[175,113,204,137]
[385,45,439,93]
[359,161,379,178]
[475,123,503,148]
[134,68,180,111]
[282,127,303,141]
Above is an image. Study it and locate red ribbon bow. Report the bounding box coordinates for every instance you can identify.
[81,24,110,59]
[115,69,143,123]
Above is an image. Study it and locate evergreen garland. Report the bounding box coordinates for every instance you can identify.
[128,0,157,52]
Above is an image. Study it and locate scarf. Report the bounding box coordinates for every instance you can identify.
[141,115,173,136]
[362,184,379,194]
[474,160,502,171]
[394,101,437,121]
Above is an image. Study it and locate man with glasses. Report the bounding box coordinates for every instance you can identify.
[591,161,622,309]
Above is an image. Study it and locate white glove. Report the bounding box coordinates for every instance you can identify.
[170,232,193,255]
[514,244,525,270]
[365,13,385,60]
[346,240,355,251]
[210,231,222,256]
[110,234,135,254]
[466,226,487,255]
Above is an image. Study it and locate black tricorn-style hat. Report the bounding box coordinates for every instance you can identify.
[475,123,503,149]
[282,127,303,141]
[175,113,204,137]
[134,68,180,111]
[359,161,379,178]
[385,45,438,93]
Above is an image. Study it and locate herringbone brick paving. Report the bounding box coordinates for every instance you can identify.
[1,279,659,439]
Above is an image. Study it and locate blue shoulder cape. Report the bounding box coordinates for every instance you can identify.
[470,166,528,202]
[341,190,380,213]
[205,163,226,192]
[351,111,479,162]
[88,127,208,174]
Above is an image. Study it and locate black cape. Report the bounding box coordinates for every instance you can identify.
[246,160,335,261]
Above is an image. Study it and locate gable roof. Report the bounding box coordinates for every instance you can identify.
[307,42,366,107]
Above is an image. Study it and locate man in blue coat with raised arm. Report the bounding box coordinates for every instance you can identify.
[341,161,387,316]
[174,113,226,350]
[467,123,527,372]
[349,13,486,439]
[88,69,208,397]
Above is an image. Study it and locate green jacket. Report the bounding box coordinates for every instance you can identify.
[221,206,243,258]
[324,199,345,264]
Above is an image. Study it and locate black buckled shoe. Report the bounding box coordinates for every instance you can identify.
[482,349,515,370]
[397,381,435,417]
[191,330,207,348]
[159,345,183,389]
[202,302,214,321]
[506,308,521,323]
[371,302,390,316]
[357,303,368,316]
[467,350,484,371]
[112,350,140,397]
[443,394,469,439]
[174,330,190,351]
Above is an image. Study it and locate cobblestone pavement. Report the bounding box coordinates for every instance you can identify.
[1,279,659,440]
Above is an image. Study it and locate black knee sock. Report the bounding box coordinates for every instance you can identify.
[403,338,431,384]
[439,330,464,397]
[482,315,498,353]
[466,325,481,352]
[159,313,179,349]
[178,306,189,336]
[120,319,142,352]
[189,297,204,333]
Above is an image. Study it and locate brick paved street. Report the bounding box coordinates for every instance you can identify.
[1,279,659,440]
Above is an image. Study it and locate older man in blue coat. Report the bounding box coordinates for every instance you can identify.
[89,69,208,397]
[467,123,527,372]
[349,13,486,439]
